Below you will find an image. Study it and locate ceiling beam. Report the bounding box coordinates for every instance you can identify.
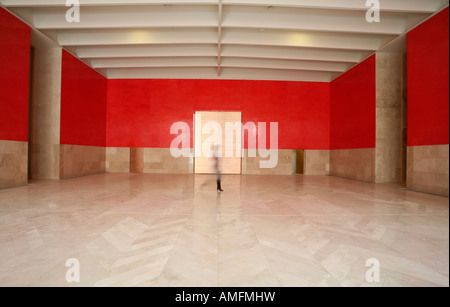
[91,57,218,68]
[219,67,335,82]
[222,0,448,13]
[31,5,218,29]
[2,0,447,13]
[0,0,217,7]
[106,67,220,79]
[89,56,350,73]
[222,6,428,35]
[222,29,394,51]
[106,66,334,82]
[56,27,393,51]
[77,44,369,64]
[76,44,218,58]
[56,28,218,46]
[221,45,368,63]
[220,57,350,72]
[218,0,223,76]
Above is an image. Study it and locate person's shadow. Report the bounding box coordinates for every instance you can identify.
[216,187,221,222]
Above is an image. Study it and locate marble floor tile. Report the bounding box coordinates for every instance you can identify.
[0,173,448,287]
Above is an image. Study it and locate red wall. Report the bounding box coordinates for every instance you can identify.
[107,79,330,149]
[61,50,107,146]
[330,55,376,149]
[407,8,449,146]
[0,8,30,142]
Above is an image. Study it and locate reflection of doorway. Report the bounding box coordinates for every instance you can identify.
[295,149,304,175]
[194,111,242,174]
[130,148,144,173]
[401,54,408,184]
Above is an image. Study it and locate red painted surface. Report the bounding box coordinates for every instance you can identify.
[61,50,107,146]
[107,79,330,149]
[0,8,30,142]
[330,55,376,149]
[407,8,449,146]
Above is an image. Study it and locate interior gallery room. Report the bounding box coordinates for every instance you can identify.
[0,0,448,287]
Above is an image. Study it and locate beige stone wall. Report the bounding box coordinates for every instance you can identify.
[105,147,294,175]
[407,145,449,196]
[375,53,403,183]
[31,47,62,180]
[60,144,106,179]
[304,150,329,175]
[143,148,193,174]
[0,140,28,189]
[329,148,375,182]
[106,147,130,173]
[242,149,293,175]
[105,148,324,176]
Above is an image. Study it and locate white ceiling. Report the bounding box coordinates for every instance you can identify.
[1,0,448,82]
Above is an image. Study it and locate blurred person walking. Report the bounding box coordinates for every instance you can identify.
[213,146,223,192]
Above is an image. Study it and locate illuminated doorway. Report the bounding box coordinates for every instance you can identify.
[194,111,242,174]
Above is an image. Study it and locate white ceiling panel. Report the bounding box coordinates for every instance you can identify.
[90,56,218,68]
[77,44,219,58]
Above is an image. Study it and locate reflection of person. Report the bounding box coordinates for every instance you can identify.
[213,146,223,192]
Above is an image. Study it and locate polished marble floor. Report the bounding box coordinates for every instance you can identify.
[0,173,448,287]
